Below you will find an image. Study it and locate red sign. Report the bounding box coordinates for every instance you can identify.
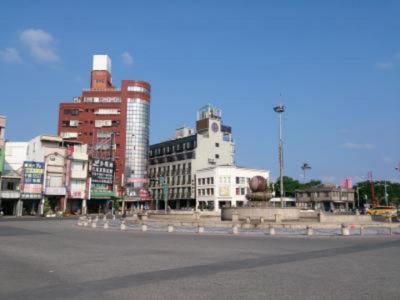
[139,189,148,199]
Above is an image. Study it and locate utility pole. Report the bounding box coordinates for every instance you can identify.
[160,176,169,213]
[384,181,388,206]
[301,163,311,183]
[274,104,286,208]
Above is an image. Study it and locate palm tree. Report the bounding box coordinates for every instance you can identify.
[301,163,311,183]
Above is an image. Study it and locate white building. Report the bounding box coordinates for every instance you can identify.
[65,144,89,214]
[149,105,235,210]
[196,165,269,211]
[26,135,67,214]
[4,142,28,172]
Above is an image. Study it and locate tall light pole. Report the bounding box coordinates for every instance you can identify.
[274,104,285,208]
[301,163,311,183]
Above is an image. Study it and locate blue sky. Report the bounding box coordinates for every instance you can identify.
[1,0,399,183]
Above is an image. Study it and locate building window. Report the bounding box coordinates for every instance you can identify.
[215,143,219,147]
[215,154,219,159]
[63,109,79,116]
[127,85,150,94]
[236,188,240,195]
[211,177,214,184]
[7,182,15,190]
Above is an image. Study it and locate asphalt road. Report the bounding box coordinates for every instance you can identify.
[0,219,399,300]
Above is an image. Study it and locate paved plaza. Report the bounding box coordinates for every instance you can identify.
[0,219,400,299]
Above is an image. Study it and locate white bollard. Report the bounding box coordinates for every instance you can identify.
[341,224,350,236]
[306,225,313,236]
[142,224,148,232]
[198,225,204,234]
[103,221,109,229]
[91,221,97,228]
[83,220,88,227]
[268,225,276,236]
[389,226,393,236]
[113,215,116,221]
[120,221,127,231]
[167,225,174,233]
[102,215,107,222]
[232,225,239,235]
[359,225,364,236]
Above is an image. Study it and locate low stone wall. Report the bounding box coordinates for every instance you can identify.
[221,207,300,221]
[299,210,319,219]
[318,213,372,224]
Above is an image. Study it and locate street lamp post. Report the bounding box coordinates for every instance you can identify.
[159,176,169,213]
[301,163,311,183]
[273,104,286,208]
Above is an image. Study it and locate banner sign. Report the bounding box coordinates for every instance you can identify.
[127,177,149,184]
[22,161,44,194]
[91,159,114,185]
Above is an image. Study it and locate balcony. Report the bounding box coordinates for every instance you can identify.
[70,169,87,179]
[71,152,88,161]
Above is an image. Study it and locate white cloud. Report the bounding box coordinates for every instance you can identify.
[341,142,375,150]
[0,48,22,63]
[121,51,133,66]
[375,62,394,71]
[20,29,59,62]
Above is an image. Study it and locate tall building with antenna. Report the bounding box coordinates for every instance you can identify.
[58,55,151,203]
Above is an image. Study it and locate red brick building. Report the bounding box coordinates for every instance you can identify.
[58,55,151,199]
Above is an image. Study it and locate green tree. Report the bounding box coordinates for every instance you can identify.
[354,180,400,207]
[274,177,322,197]
[43,198,51,215]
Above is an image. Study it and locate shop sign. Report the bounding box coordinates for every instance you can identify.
[91,159,114,185]
[45,187,66,195]
[22,161,44,194]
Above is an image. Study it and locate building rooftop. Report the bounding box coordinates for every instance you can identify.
[197,164,268,172]
[295,184,354,192]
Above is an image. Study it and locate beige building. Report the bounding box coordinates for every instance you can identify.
[65,144,89,214]
[25,135,67,214]
[295,184,355,212]
[149,105,235,210]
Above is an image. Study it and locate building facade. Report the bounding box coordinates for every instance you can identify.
[0,141,27,216]
[149,105,235,210]
[4,142,28,172]
[58,55,151,202]
[295,184,355,212]
[0,135,92,216]
[25,135,67,214]
[65,143,89,214]
[196,165,269,211]
[0,115,6,174]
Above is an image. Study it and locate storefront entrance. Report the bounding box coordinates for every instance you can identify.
[0,199,17,216]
